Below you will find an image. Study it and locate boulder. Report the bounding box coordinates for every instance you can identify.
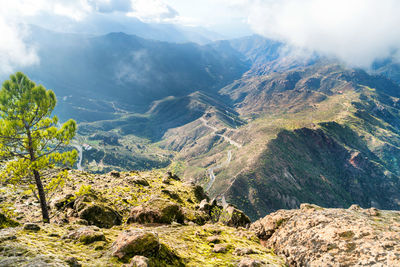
[212,244,229,253]
[233,247,256,256]
[23,223,40,232]
[127,198,184,224]
[73,195,122,228]
[66,257,82,267]
[53,194,75,210]
[198,199,211,213]
[128,255,149,267]
[64,226,106,244]
[206,236,220,244]
[250,210,292,240]
[219,205,251,228]
[182,208,209,225]
[167,171,180,181]
[111,229,159,261]
[238,258,262,267]
[109,171,120,178]
[128,177,149,186]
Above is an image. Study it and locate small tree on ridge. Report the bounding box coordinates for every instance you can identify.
[0,72,77,223]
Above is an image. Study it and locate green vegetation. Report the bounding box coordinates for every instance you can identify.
[0,72,77,223]
[0,169,285,266]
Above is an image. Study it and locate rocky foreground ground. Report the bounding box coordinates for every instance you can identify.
[0,170,284,266]
[1,170,400,266]
[251,203,400,266]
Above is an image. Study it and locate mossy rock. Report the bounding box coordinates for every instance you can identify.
[111,229,160,262]
[128,177,150,186]
[53,194,75,210]
[64,226,106,244]
[73,195,122,228]
[219,205,251,228]
[182,208,209,225]
[0,213,19,229]
[127,198,184,224]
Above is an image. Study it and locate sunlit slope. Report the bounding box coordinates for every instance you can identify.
[167,63,400,220]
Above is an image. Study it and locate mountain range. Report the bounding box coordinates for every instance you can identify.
[8,26,400,221]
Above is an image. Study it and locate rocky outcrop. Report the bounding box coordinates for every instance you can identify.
[73,194,122,228]
[111,229,160,261]
[251,204,400,266]
[219,205,251,228]
[127,198,184,224]
[0,169,285,266]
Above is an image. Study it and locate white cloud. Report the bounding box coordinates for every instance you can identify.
[247,0,400,67]
[88,0,132,13]
[0,1,41,75]
[0,19,39,75]
[127,0,178,22]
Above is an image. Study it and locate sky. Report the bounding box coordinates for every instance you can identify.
[1,0,400,74]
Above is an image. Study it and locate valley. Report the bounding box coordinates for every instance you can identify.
[5,27,400,222]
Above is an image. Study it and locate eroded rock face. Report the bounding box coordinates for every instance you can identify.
[251,204,400,266]
[127,198,184,224]
[111,229,160,261]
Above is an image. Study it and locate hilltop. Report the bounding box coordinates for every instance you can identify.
[0,169,283,266]
[1,169,400,266]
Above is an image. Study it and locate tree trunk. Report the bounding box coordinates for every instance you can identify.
[26,124,50,223]
[33,169,50,223]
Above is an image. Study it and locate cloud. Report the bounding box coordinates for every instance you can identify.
[0,2,40,75]
[247,0,400,67]
[127,0,179,22]
[88,0,132,13]
[0,0,130,75]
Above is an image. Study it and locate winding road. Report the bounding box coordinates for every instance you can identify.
[72,143,83,171]
[205,150,232,191]
[199,118,242,148]
[200,117,242,192]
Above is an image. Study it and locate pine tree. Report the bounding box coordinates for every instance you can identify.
[0,72,77,223]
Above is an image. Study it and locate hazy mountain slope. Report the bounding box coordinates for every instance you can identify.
[20,27,249,122]
[30,14,223,44]
[74,91,242,173]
